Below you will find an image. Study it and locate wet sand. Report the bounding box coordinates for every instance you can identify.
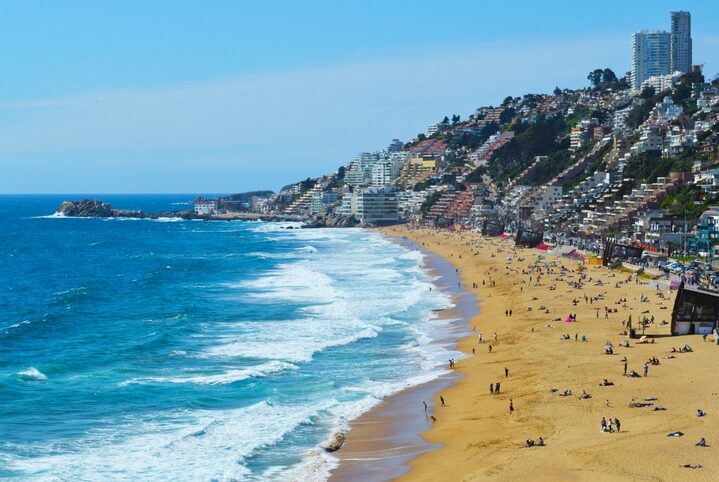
[329,234,477,481]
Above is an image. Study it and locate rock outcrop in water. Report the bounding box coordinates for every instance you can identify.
[303,214,360,228]
[56,199,148,218]
[323,432,345,452]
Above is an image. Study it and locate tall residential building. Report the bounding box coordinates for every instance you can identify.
[631,30,670,90]
[670,11,692,74]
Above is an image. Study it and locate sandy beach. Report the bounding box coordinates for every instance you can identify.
[347,225,719,481]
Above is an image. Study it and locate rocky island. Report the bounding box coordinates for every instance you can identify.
[54,199,313,223]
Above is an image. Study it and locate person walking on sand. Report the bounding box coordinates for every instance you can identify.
[509,309,512,317]
[489,345,493,353]
[423,401,427,412]
[505,366,509,378]
[490,383,494,394]
[509,399,514,414]
[494,332,498,342]
[440,396,445,407]
[495,382,500,394]
[615,418,621,433]
[624,361,628,375]
[643,363,649,377]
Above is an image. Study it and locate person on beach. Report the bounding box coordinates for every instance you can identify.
[509,399,514,414]
[615,418,621,432]
[490,383,494,394]
[440,396,445,407]
[624,361,628,375]
[423,401,427,412]
[489,345,493,353]
[601,417,607,432]
[495,382,500,394]
[505,367,509,378]
[643,363,649,377]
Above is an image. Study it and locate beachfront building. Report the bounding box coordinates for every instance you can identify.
[342,188,399,224]
[355,188,399,224]
[631,30,670,90]
[671,283,719,335]
[193,197,219,215]
[309,191,339,215]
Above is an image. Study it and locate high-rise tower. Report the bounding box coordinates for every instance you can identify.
[631,30,670,90]
[670,11,692,73]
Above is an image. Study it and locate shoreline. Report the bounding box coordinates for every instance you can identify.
[328,232,478,481]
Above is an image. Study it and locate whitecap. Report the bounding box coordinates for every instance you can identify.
[119,361,298,386]
[17,367,47,381]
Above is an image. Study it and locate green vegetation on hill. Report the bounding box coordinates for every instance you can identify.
[660,185,719,222]
[420,191,442,215]
[486,115,567,183]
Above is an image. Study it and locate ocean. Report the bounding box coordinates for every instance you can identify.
[0,195,460,481]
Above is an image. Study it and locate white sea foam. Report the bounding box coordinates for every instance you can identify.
[5,399,339,481]
[296,245,318,253]
[250,222,305,232]
[31,212,67,219]
[17,367,47,381]
[119,361,298,386]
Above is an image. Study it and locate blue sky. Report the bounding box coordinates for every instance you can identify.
[1,1,717,194]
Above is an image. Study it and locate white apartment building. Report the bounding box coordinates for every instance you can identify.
[631,30,670,90]
[309,191,339,215]
[193,198,219,215]
[371,162,393,187]
[640,71,683,94]
[538,186,563,213]
[342,188,399,224]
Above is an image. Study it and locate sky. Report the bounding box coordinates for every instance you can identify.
[1,1,717,194]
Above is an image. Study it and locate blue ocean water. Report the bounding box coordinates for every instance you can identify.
[0,195,458,481]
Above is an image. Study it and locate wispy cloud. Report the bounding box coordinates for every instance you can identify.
[1,35,628,193]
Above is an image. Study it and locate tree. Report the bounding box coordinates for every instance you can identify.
[337,166,346,180]
[602,68,618,84]
[499,107,515,124]
[553,86,562,96]
[417,133,427,141]
[588,68,604,87]
[441,116,450,125]
[451,114,460,124]
[640,86,656,99]
[502,96,513,106]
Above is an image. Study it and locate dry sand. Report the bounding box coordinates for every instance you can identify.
[374,226,719,482]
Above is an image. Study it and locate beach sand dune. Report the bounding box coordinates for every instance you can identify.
[379,226,719,482]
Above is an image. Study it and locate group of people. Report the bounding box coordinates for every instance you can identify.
[524,437,545,447]
[600,416,621,433]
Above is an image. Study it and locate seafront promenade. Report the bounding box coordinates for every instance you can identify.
[372,226,719,481]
